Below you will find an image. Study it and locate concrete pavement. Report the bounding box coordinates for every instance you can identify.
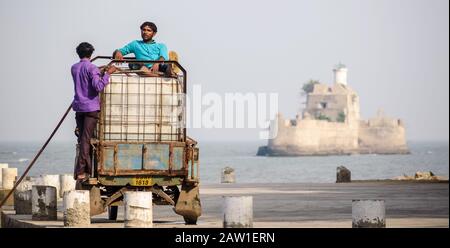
[1,181,448,228]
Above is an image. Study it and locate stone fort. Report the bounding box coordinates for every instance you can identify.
[258,63,409,156]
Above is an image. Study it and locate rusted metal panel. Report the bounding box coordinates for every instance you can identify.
[103,146,115,171]
[186,147,199,182]
[98,140,185,146]
[194,147,199,180]
[168,143,173,174]
[113,144,118,174]
[143,143,169,170]
[98,175,184,186]
[116,144,143,170]
[96,141,189,177]
[172,146,184,170]
[98,169,186,176]
[188,148,194,179]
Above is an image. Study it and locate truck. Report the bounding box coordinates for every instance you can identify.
[77,56,201,224]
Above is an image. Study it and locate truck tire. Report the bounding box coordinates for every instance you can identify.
[108,206,118,221]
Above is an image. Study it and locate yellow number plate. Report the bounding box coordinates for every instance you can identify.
[131,177,152,186]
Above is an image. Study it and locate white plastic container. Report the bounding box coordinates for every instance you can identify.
[101,76,185,142]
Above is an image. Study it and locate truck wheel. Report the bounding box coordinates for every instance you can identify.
[108,206,118,221]
[183,216,198,225]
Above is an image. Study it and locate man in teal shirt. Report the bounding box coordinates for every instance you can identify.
[113,21,171,76]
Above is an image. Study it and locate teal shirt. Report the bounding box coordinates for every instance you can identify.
[118,40,169,67]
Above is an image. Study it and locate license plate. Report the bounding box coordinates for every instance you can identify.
[131,177,152,186]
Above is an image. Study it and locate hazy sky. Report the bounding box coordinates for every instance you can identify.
[0,0,448,143]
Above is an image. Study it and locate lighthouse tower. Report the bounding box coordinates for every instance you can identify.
[333,63,348,85]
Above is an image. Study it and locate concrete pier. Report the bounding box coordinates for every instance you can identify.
[2,168,17,189]
[223,196,253,228]
[0,163,8,186]
[63,190,90,227]
[31,185,57,220]
[1,182,448,228]
[221,167,235,183]
[60,174,76,198]
[0,189,14,206]
[14,180,34,214]
[40,175,60,199]
[352,199,386,228]
[124,191,152,228]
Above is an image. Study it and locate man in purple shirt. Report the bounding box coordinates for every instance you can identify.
[71,42,116,182]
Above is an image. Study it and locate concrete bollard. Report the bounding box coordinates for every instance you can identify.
[63,190,90,227]
[352,200,386,228]
[223,196,253,228]
[0,163,9,187]
[28,176,43,189]
[14,180,34,214]
[40,175,60,199]
[31,176,42,186]
[221,167,235,183]
[32,185,57,220]
[2,168,18,189]
[0,189,14,206]
[336,166,351,183]
[60,174,76,198]
[124,191,153,228]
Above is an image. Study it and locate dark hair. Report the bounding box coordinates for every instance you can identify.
[76,42,95,59]
[140,22,157,32]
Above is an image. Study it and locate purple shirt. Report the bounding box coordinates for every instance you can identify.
[71,58,110,112]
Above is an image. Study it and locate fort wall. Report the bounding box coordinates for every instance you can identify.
[260,63,409,156]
